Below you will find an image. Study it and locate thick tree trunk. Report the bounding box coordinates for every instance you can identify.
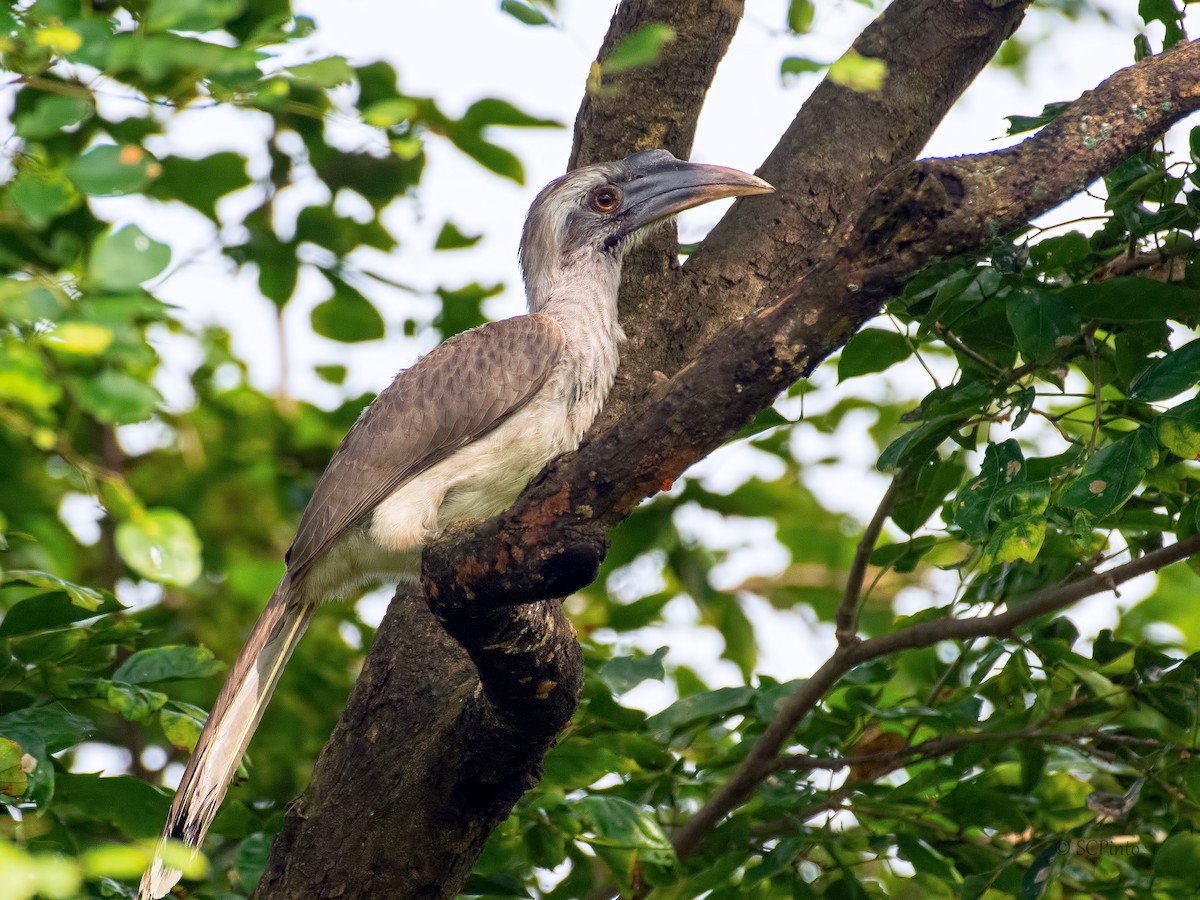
[254,587,582,899]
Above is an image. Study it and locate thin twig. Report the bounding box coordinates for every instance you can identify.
[931,323,1008,377]
[836,469,908,646]
[1084,330,1103,454]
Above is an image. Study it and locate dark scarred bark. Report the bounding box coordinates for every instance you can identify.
[255,0,1200,893]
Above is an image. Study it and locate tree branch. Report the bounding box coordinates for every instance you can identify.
[595,0,1032,431]
[776,726,1175,776]
[568,0,742,170]
[425,38,1200,614]
[835,467,906,646]
[670,532,1200,857]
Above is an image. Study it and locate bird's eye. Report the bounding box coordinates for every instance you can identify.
[589,185,622,213]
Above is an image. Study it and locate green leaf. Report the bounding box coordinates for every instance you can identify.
[892,456,966,534]
[994,480,1051,518]
[542,737,632,790]
[0,589,124,637]
[780,56,824,80]
[1153,832,1200,886]
[447,133,525,184]
[1060,430,1159,518]
[434,282,503,338]
[0,707,94,756]
[287,56,355,87]
[149,153,250,222]
[1063,278,1200,324]
[645,686,754,738]
[362,97,417,128]
[70,371,163,425]
[599,648,667,694]
[88,226,171,290]
[1029,231,1090,275]
[953,440,1026,540]
[115,508,203,587]
[703,593,756,679]
[81,844,150,880]
[146,0,245,32]
[787,0,815,33]
[10,169,82,229]
[745,834,808,885]
[828,49,887,92]
[602,23,676,74]
[500,0,552,26]
[1139,0,1186,47]
[1005,101,1072,136]
[575,796,675,863]
[233,833,271,894]
[461,873,532,898]
[876,414,965,472]
[159,703,206,751]
[1,570,108,611]
[114,645,224,684]
[44,322,114,355]
[311,277,385,343]
[733,406,792,442]
[315,364,348,385]
[980,514,1047,570]
[870,535,938,573]
[53,773,170,840]
[67,145,159,197]
[14,94,92,139]
[0,348,62,410]
[434,221,483,250]
[0,737,30,798]
[461,98,559,129]
[1155,396,1200,458]
[103,681,168,723]
[838,328,912,381]
[1130,339,1200,400]
[1005,288,1081,362]
[1020,842,1060,900]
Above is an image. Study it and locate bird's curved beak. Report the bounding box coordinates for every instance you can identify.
[622,157,774,234]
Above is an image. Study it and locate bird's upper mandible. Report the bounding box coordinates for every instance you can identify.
[519,150,773,311]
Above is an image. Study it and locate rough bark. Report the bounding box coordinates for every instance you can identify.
[254,4,1200,898]
[254,587,582,899]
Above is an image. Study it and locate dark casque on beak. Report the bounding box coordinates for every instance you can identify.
[619,151,774,235]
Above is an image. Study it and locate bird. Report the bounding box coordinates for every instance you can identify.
[138,149,772,899]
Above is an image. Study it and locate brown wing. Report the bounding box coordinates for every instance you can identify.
[285,313,566,579]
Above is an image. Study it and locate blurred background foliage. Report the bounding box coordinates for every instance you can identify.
[2,0,1200,898]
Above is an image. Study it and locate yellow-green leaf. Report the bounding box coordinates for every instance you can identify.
[43,322,113,355]
[828,49,887,92]
[980,514,1046,570]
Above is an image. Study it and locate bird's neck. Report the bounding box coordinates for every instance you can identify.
[526,252,624,349]
[527,252,626,430]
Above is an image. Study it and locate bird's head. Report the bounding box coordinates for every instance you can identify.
[520,150,773,311]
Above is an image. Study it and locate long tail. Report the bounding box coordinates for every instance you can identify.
[139,579,315,900]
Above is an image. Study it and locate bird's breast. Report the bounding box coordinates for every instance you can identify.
[367,323,620,567]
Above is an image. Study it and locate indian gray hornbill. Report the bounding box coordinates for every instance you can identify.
[139,149,772,898]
